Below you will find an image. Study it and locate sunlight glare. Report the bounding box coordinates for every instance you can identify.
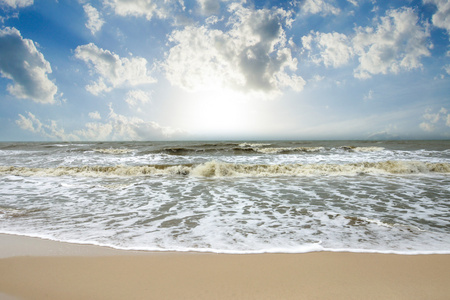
[184,88,259,136]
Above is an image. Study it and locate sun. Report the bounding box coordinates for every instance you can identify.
[182,88,260,137]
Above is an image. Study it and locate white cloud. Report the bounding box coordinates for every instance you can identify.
[84,4,104,35]
[302,31,354,67]
[424,0,450,37]
[299,0,340,16]
[0,0,33,8]
[420,122,435,132]
[74,121,113,141]
[104,0,159,20]
[74,43,156,95]
[205,15,222,25]
[104,0,182,20]
[75,104,186,140]
[16,106,187,141]
[16,112,79,140]
[16,112,42,133]
[353,7,431,79]
[163,4,305,96]
[423,107,444,123]
[88,111,101,120]
[302,8,432,79]
[0,27,58,104]
[420,107,450,132]
[125,89,151,108]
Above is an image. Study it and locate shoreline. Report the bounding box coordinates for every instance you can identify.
[2,232,449,256]
[1,234,450,299]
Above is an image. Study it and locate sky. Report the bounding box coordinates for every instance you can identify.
[0,0,449,141]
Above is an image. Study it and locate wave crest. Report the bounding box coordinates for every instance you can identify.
[1,161,449,178]
[93,148,135,154]
[255,147,325,154]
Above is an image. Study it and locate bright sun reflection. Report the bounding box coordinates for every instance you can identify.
[184,88,260,136]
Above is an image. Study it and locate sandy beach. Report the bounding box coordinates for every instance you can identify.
[0,234,449,299]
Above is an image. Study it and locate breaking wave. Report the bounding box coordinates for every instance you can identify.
[255,147,325,154]
[160,144,325,155]
[83,143,390,156]
[93,148,135,154]
[343,146,385,152]
[1,161,449,178]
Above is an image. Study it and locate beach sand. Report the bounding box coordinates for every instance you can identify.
[0,234,449,300]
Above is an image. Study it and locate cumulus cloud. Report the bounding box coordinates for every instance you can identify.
[84,4,104,35]
[0,27,58,104]
[74,43,156,95]
[420,107,450,132]
[302,31,354,67]
[299,0,340,16]
[88,111,101,120]
[424,0,450,37]
[353,7,431,79]
[16,106,186,141]
[75,104,186,140]
[163,4,305,96]
[16,112,42,133]
[16,112,79,140]
[419,122,435,132]
[302,7,432,79]
[125,89,151,108]
[104,0,183,20]
[0,0,33,8]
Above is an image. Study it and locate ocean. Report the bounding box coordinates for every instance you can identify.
[0,140,449,254]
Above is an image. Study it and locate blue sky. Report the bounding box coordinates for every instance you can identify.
[0,0,449,141]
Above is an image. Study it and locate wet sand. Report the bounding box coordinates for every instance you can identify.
[0,234,449,300]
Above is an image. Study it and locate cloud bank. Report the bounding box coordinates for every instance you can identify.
[16,105,186,141]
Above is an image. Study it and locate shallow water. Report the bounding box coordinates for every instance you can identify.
[0,140,449,254]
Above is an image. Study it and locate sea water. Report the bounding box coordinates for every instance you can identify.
[0,140,449,254]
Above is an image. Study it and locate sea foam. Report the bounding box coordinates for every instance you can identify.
[1,160,448,178]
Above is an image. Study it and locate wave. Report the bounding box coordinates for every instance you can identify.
[0,206,44,218]
[238,143,271,148]
[160,145,325,155]
[93,148,135,154]
[3,231,450,255]
[190,161,450,177]
[0,164,193,177]
[345,146,385,152]
[74,142,390,157]
[1,161,449,178]
[255,147,325,154]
